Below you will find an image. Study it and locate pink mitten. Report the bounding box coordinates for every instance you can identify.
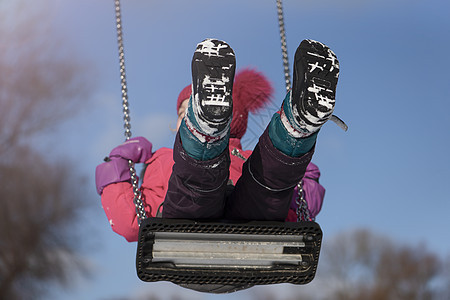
[95,137,152,195]
[290,162,325,220]
[109,136,153,163]
[95,157,131,195]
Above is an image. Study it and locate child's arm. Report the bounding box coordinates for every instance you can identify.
[101,181,143,242]
[100,149,173,242]
[95,137,154,242]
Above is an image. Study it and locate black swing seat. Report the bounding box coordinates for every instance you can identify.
[136,217,322,293]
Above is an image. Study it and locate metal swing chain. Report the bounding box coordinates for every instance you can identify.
[114,0,147,223]
[276,0,311,222]
[296,181,313,221]
[276,0,291,93]
[277,3,349,134]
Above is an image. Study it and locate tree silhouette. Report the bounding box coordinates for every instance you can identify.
[293,229,445,300]
[0,0,88,156]
[0,148,89,299]
[0,1,92,299]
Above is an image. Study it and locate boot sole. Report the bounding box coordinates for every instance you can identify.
[292,40,339,129]
[191,39,236,134]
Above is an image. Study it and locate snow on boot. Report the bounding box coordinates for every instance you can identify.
[282,39,340,138]
[180,39,236,160]
[186,38,236,142]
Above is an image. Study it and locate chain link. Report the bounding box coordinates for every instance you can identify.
[277,0,311,222]
[276,0,291,92]
[296,181,313,222]
[114,0,147,223]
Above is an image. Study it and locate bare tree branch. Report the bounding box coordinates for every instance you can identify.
[0,0,91,156]
[0,1,94,299]
[317,229,442,300]
[0,146,90,299]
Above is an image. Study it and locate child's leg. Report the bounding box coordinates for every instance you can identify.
[226,40,339,221]
[163,39,235,219]
[162,130,231,219]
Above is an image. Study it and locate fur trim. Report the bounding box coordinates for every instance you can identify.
[232,68,273,113]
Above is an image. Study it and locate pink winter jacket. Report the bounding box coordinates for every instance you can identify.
[101,138,324,242]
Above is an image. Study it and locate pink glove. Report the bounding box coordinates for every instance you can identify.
[290,162,325,220]
[109,136,153,163]
[95,137,153,195]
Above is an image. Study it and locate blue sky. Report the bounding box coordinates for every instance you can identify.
[8,0,450,299]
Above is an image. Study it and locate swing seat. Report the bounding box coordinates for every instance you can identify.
[136,217,322,293]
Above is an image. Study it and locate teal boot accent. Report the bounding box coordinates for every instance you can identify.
[268,112,318,157]
[179,119,230,161]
